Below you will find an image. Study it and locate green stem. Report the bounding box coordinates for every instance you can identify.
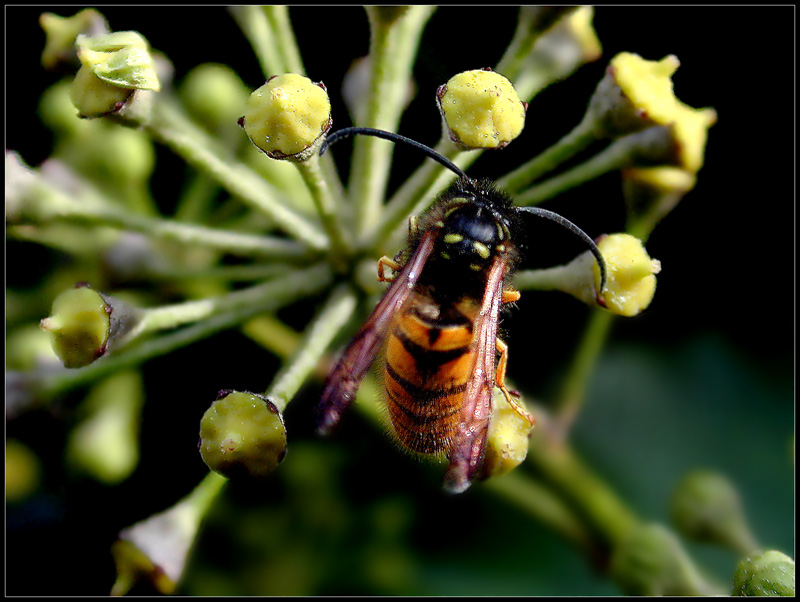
[263,6,305,75]
[351,6,435,236]
[35,264,333,399]
[144,100,328,251]
[527,428,638,546]
[553,310,614,434]
[294,155,352,263]
[483,471,599,554]
[228,6,285,78]
[24,174,310,260]
[496,114,597,194]
[267,284,358,412]
[514,126,675,206]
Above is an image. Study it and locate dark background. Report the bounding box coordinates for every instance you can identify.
[6,6,794,596]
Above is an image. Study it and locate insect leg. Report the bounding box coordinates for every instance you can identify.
[495,338,535,426]
[377,256,402,282]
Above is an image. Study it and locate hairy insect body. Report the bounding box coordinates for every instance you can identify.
[384,293,480,457]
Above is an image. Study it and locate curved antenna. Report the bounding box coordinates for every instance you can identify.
[518,206,607,293]
[320,127,469,180]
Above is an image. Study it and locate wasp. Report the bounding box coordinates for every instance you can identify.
[317,128,606,493]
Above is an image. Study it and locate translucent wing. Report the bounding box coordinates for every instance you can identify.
[442,256,509,494]
[317,231,437,435]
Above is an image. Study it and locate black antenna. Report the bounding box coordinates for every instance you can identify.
[320,127,469,180]
[517,206,607,293]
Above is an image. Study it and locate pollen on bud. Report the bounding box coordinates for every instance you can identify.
[480,394,534,480]
[732,550,795,597]
[70,31,161,118]
[199,390,287,479]
[40,284,111,368]
[589,52,716,172]
[593,233,661,317]
[437,69,527,150]
[239,74,332,161]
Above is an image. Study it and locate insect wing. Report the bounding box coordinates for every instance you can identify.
[442,256,508,494]
[317,231,437,435]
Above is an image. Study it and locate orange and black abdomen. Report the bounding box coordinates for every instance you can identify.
[383,297,479,456]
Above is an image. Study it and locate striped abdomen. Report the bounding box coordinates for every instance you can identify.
[384,296,480,456]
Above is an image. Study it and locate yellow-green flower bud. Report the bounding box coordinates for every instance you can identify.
[622,166,696,236]
[40,8,108,71]
[480,393,534,479]
[180,63,250,133]
[592,234,660,317]
[40,283,139,368]
[71,31,161,118]
[732,550,795,597]
[6,439,41,503]
[40,283,110,368]
[199,390,287,479]
[670,470,757,554]
[610,523,705,596]
[239,74,332,161]
[589,53,716,172]
[66,371,143,484]
[437,69,527,150]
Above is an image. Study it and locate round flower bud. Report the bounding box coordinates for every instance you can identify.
[732,550,795,597]
[6,439,41,503]
[199,390,287,479]
[589,53,716,172]
[479,394,534,480]
[180,63,250,133]
[610,523,703,596]
[592,234,661,317]
[670,470,756,553]
[239,74,332,161]
[40,283,110,368]
[437,69,527,150]
[40,283,139,368]
[71,31,161,118]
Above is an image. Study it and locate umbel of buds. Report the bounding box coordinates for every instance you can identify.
[40,282,138,368]
[437,68,527,150]
[239,73,332,161]
[199,390,288,479]
[70,30,161,118]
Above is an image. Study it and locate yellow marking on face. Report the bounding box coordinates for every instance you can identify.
[473,241,490,259]
[469,263,483,271]
[496,244,506,253]
[443,233,463,244]
[440,251,451,260]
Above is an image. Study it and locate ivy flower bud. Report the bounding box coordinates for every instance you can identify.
[239,74,332,161]
[437,69,527,150]
[480,393,534,480]
[199,390,287,479]
[588,53,716,172]
[180,63,249,134]
[70,31,161,118]
[40,282,138,368]
[610,523,705,596]
[40,8,108,71]
[593,234,660,317]
[732,550,795,597]
[670,470,757,554]
[622,166,696,236]
[514,233,659,316]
